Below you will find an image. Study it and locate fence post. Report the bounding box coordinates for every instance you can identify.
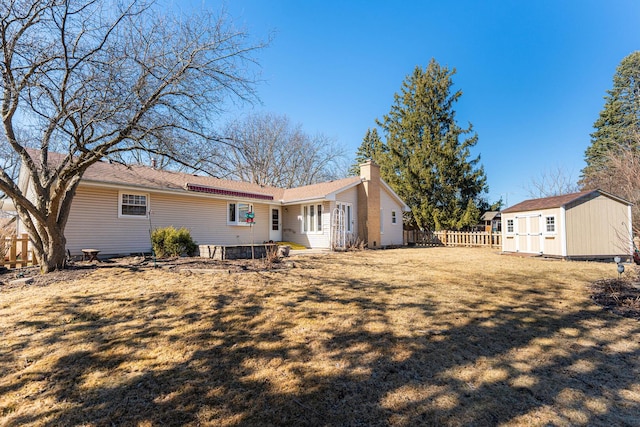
[9,234,17,268]
[20,233,28,267]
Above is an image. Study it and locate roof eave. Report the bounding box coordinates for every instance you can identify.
[379,179,410,211]
[281,196,330,205]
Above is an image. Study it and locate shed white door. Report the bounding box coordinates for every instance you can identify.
[515,214,543,254]
[269,207,282,242]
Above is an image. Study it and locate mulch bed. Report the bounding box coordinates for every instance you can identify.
[0,255,292,289]
[590,276,640,320]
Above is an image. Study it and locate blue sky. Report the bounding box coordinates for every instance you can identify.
[186,1,640,206]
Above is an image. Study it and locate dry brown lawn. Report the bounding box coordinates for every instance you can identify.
[1,247,639,426]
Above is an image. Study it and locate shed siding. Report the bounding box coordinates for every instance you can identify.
[541,207,563,256]
[501,208,563,255]
[565,194,630,256]
[501,212,516,252]
[380,186,404,246]
[502,193,632,258]
[65,184,271,256]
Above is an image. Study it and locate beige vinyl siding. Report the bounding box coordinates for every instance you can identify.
[65,185,271,256]
[281,205,302,246]
[565,194,630,257]
[334,186,359,244]
[65,186,147,255]
[380,186,404,246]
[280,185,359,249]
[281,201,330,248]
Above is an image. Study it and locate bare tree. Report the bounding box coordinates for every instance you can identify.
[525,166,580,199]
[203,112,347,188]
[585,137,640,234]
[0,0,265,272]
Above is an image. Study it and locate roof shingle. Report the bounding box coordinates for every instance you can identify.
[38,151,362,203]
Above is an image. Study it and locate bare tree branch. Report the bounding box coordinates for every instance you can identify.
[525,165,580,199]
[0,0,265,271]
[202,112,347,188]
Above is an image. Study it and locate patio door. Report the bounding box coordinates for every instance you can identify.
[269,207,282,242]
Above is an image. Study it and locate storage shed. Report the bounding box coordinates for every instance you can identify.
[501,190,633,259]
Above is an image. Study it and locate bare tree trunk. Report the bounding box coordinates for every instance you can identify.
[0,1,264,273]
[37,227,68,273]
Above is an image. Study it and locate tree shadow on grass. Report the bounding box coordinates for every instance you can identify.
[2,263,640,426]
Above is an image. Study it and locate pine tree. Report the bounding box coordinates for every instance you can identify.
[581,51,640,186]
[377,59,487,231]
[349,128,384,175]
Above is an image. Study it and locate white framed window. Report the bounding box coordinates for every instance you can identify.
[391,210,397,225]
[302,203,324,233]
[119,192,148,218]
[506,219,514,233]
[336,202,353,233]
[228,202,253,226]
[545,215,556,233]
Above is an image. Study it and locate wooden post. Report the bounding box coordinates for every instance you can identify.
[9,234,17,268]
[20,233,28,267]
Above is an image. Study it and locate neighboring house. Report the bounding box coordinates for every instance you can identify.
[501,189,633,259]
[0,198,17,233]
[480,211,501,232]
[18,156,409,256]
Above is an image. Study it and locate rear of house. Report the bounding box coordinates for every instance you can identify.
[501,190,632,259]
[279,161,407,250]
[18,155,409,257]
[64,184,279,256]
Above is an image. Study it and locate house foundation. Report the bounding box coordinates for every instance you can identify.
[198,243,277,260]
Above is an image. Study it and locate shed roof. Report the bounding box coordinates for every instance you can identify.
[501,189,632,213]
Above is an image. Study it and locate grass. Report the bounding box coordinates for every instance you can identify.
[1,247,639,426]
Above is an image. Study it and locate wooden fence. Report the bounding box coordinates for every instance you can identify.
[405,230,502,249]
[2,233,36,268]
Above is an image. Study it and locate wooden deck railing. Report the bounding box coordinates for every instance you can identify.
[405,230,502,249]
[2,233,36,268]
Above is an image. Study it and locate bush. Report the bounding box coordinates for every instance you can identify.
[151,226,197,258]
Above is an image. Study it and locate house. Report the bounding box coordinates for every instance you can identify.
[501,190,633,259]
[480,211,501,232]
[18,155,409,257]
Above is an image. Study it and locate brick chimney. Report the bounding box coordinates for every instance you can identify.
[357,160,381,248]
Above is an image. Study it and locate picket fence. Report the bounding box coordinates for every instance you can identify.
[405,230,502,249]
[2,233,36,268]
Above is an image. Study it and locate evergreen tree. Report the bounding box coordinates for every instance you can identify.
[349,128,384,175]
[377,59,487,230]
[581,51,640,186]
